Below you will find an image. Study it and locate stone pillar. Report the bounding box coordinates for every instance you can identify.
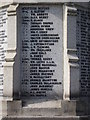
[3,4,20,99]
[63,4,79,100]
[63,4,70,100]
[67,5,79,99]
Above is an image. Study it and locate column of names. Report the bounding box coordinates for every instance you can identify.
[0,8,7,96]
[20,5,63,98]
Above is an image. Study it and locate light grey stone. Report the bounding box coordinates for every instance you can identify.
[19,5,63,99]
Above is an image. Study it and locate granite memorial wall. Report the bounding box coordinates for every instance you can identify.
[0,3,90,120]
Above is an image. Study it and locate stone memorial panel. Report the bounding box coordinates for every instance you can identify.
[0,8,7,97]
[20,5,63,99]
[77,9,90,98]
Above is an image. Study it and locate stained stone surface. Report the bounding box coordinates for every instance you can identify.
[19,5,63,100]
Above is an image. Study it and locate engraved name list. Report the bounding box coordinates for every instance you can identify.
[20,5,63,99]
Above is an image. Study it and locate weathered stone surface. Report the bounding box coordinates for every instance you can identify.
[1,116,89,120]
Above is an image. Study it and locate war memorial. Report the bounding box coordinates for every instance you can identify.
[0,1,90,120]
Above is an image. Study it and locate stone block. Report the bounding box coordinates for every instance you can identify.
[7,100,22,116]
[61,100,76,116]
[76,100,88,116]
